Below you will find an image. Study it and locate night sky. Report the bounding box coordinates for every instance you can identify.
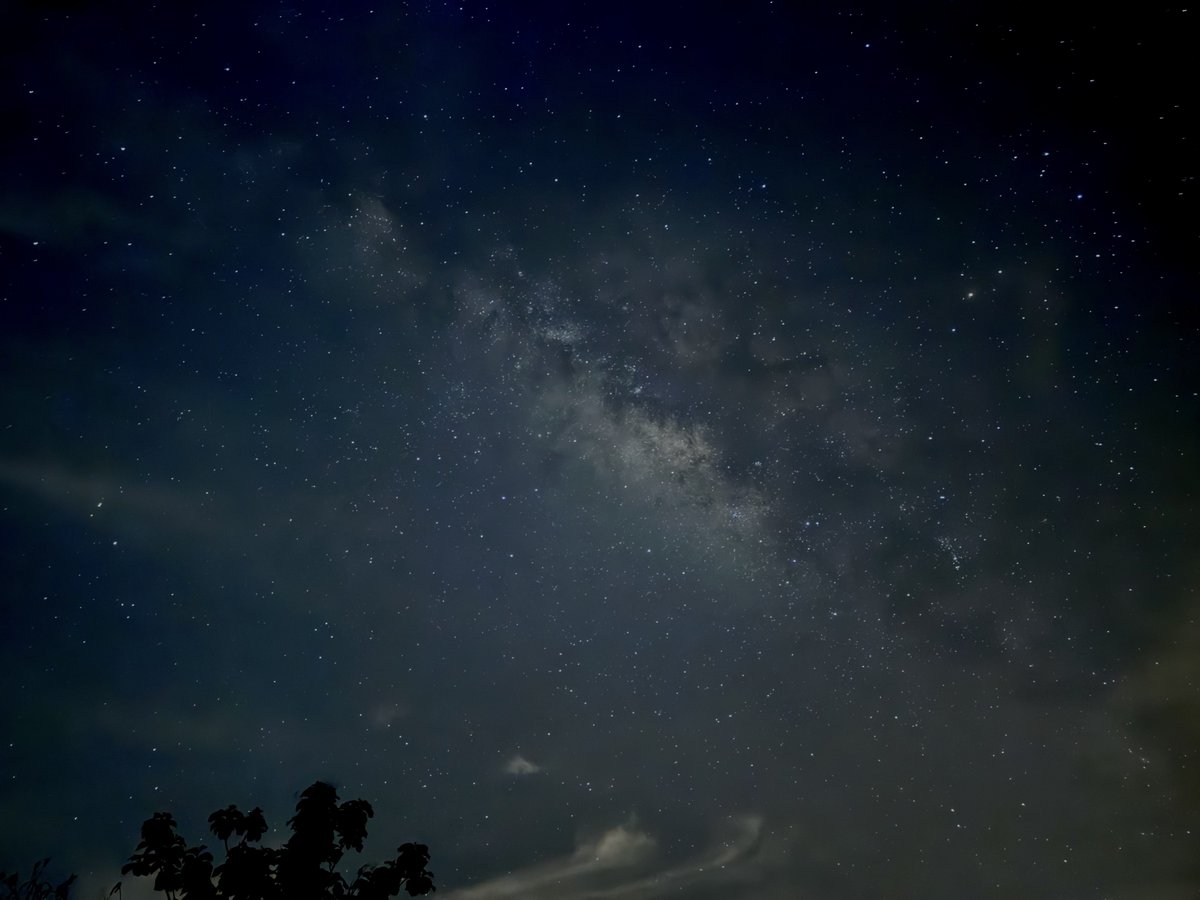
[2,3,1198,898]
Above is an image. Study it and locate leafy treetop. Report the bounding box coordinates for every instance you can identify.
[118,782,434,900]
[0,860,76,900]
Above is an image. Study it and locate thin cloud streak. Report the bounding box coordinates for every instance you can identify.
[444,815,764,900]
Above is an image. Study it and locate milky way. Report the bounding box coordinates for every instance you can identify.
[2,4,1197,898]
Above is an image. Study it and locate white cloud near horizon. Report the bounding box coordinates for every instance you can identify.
[442,814,765,900]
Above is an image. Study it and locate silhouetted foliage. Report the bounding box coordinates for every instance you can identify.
[0,860,75,900]
[117,782,434,900]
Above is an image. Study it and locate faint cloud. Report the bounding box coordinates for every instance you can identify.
[0,457,226,545]
[587,822,655,865]
[443,815,764,900]
[371,704,407,729]
[504,754,542,776]
[443,819,655,899]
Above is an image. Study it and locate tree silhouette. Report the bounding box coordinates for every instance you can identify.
[118,782,434,900]
[0,860,75,900]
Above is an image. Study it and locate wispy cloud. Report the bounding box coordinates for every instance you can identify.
[443,815,764,900]
[504,754,542,776]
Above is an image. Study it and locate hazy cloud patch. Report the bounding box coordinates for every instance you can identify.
[444,815,764,900]
[504,754,542,776]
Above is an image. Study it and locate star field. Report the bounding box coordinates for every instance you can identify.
[1,3,1197,899]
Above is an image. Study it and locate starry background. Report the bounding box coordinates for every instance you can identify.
[2,2,1198,898]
